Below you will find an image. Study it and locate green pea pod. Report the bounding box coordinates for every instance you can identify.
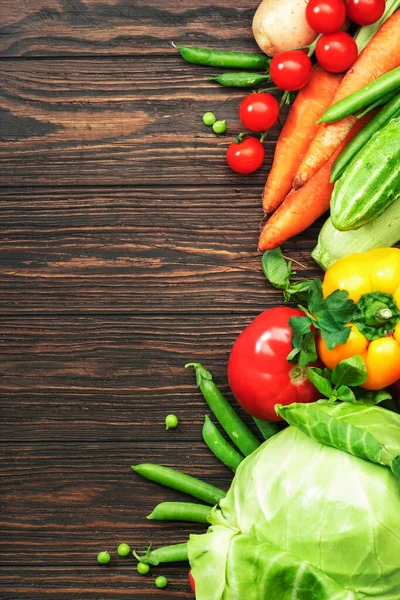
[202,415,244,472]
[318,66,400,123]
[178,45,270,70]
[209,72,270,88]
[331,93,400,182]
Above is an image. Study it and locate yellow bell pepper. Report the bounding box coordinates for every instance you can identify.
[317,248,400,390]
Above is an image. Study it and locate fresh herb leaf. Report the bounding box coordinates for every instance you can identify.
[298,332,318,367]
[261,249,314,304]
[354,388,392,405]
[305,282,356,351]
[335,385,357,403]
[331,355,368,388]
[288,317,317,366]
[307,367,333,398]
[284,280,315,304]
[261,249,292,291]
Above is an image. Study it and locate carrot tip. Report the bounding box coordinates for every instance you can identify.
[293,175,306,190]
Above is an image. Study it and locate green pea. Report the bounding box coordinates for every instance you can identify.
[212,120,227,135]
[97,551,111,565]
[117,543,131,557]
[202,111,216,126]
[165,414,178,430]
[155,575,168,589]
[137,562,150,575]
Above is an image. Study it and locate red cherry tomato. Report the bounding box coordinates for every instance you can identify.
[239,93,279,132]
[227,307,320,422]
[305,0,347,34]
[316,31,358,73]
[346,0,385,25]
[270,50,312,91]
[226,136,265,175]
[188,571,196,594]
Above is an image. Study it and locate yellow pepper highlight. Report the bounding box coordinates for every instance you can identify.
[318,248,400,390]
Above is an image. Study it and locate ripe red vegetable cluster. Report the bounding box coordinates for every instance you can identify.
[226,93,280,175]
[306,0,384,73]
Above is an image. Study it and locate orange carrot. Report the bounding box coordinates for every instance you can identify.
[292,11,400,190]
[262,66,342,214]
[258,115,372,250]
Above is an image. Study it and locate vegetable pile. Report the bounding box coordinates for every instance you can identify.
[176,2,400,257]
[95,2,400,598]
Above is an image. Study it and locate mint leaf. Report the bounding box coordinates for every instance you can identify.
[335,385,357,403]
[331,356,368,388]
[307,367,333,398]
[284,280,315,304]
[262,249,314,304]
[354,388,392,405]
[261,249,292,291]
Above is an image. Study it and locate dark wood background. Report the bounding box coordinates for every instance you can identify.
[0,2,321,598]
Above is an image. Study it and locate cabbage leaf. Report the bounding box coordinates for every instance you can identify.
[188,405,400,599]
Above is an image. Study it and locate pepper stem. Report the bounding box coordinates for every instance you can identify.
[353,291,400,341]
[364,300,394,326]
[375,307,393,322]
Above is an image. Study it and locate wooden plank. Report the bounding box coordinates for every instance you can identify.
[1,442,233,567]
[0,314,278,441]
[1,567,191,599]
[0,187,321,314]
[0,0,261,57]
[0,57,284,186]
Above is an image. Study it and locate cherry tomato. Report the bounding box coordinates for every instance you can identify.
[305,0,346,34]
[226,136,265,175]
[227,307,320,422]
[188,571,196,594]
[270,50,312,91]
[239,93,279,132]
[316,31,358,73]
[346,0,385,25]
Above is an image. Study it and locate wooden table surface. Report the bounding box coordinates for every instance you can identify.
[0,2,321,598]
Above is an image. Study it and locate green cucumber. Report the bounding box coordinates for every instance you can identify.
[331,117,400,231]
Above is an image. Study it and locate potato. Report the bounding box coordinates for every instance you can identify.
[252,0,318,57]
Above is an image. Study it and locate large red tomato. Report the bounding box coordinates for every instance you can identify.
[228,307,320,421]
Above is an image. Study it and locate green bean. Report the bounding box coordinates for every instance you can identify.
[209,72,270,88]
[178,45,270,70]
[356,90,397,119]
[133,543,188,566]
[331,93,400,183]
[147,501,211,523]
[185,363,260,456]
[202,415,243,471]
[318,66,400,123]
[131,463,226,506]
[252,417,279,441]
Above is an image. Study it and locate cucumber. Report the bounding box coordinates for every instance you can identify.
[330,116,400,231]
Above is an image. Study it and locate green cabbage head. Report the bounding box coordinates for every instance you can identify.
[188,402,400,600]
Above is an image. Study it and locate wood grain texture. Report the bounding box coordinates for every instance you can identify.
[0,2,331,598]
[0,187,321,314]
[1,443,233,566]
[0,0,261,57]
[0,314,273,441]
[0,57,284,186]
